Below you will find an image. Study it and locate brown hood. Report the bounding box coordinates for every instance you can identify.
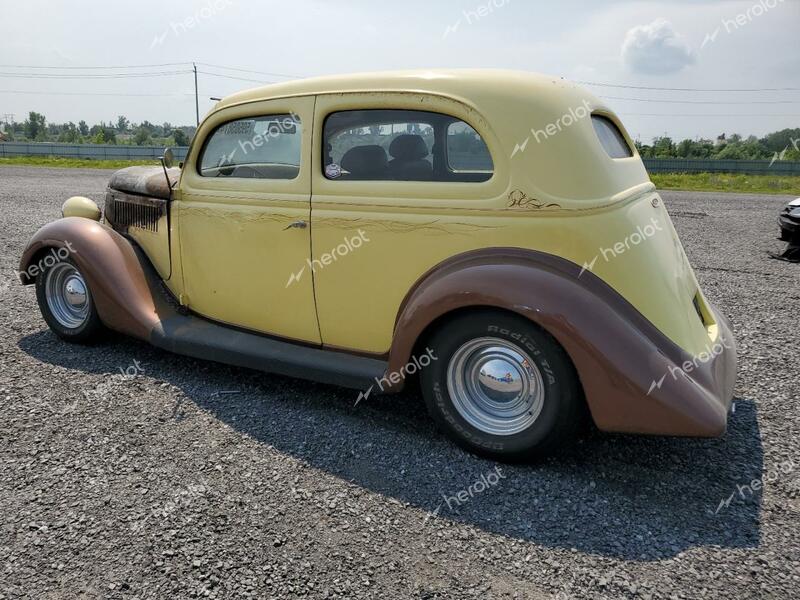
[107,166,181,200]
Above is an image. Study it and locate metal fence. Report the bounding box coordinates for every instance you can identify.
[0,142,188,161]
[1,142,799,175]
[642,158,800,176]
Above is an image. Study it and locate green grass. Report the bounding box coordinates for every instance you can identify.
[650,172,800,196]
[0,156,159,169]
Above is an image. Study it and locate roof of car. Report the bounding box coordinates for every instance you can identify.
[207,69,652,207]
[215,69,585,109]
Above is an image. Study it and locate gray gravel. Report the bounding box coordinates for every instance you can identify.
[1,165,799,599]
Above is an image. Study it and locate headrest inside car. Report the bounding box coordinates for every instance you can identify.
[389,135,429,161]
[340,145,388,178]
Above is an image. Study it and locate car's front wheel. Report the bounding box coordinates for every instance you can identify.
[420,311,583,461]
[35,257,104,343]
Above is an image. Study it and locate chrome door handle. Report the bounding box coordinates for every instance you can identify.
[284,220,308,230]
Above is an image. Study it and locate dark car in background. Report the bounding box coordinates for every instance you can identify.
[779,198,800,241]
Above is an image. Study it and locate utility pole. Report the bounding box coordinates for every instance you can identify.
[193,63,200,127]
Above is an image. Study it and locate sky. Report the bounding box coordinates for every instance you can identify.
[1,0,798,142]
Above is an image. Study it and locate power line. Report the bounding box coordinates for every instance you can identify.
[196,70,275,85]
[3,64,799,127]
[0,67,795,92]
[0,70,192,80]
[195,62,301,79]
[623,113,800,117]
[600,95,800,105]
[577,80,800,92]
[2,66,796,93]
[0,61,303,80]
[0,62,192,70]
[0,89,194,97]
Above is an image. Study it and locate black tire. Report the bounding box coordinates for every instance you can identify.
[779,228,791,242]
[35,257,104,343]
[420,310,583,462]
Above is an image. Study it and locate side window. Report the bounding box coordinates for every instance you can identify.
[446,121,493,173]
[592,115,633,159]
[323,109,493,182]
[198,114,302,179]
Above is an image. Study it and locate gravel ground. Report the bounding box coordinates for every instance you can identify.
[1,165,798,600]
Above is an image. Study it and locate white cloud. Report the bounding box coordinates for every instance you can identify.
[621,18,696,75]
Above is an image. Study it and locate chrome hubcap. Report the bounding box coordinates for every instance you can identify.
[64,277,87,307]
[446,337,545,436]
[45,263,91,329]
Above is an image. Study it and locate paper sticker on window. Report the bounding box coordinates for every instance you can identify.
[220,120,256,136]
[325,163,342,179]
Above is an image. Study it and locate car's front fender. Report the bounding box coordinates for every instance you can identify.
[18,217,160,341]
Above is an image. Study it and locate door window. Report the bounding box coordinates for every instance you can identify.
[198,114,302,179]
[323,109,493,182]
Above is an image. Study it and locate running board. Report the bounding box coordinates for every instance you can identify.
[133,248,387,390]
[150,315,387,390]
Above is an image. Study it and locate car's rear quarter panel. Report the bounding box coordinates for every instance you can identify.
[309,84,714,358]
[311,190,714,358]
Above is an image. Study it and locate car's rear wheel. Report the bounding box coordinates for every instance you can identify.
[35,257,104,343]
[420,310,583,461]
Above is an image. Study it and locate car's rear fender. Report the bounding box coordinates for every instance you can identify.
[388,247,736,437]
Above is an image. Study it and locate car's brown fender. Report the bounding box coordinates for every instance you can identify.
[388,248,736,437]
[18,217,159,341]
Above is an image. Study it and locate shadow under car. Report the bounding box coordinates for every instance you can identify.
[18,330,763,561]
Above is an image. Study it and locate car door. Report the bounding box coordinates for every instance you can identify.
[176,96,321,344]
[310,93,505,355]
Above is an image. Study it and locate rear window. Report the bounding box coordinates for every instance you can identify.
[446,121,493,172]
[592,115,633,159]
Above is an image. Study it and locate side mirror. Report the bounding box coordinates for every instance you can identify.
[159,148,177,199]
[162,147,175,169]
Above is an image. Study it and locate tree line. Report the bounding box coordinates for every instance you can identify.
[635,129,799,161]
[1,112,196,147]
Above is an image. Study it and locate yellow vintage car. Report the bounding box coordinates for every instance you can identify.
[18,70,737,460]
